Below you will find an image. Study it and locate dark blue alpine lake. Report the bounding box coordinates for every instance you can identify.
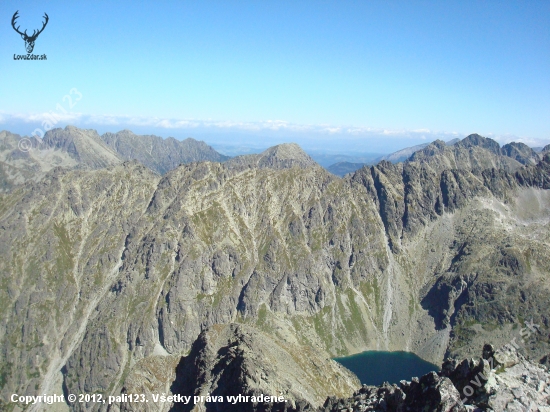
[334,351,439,386]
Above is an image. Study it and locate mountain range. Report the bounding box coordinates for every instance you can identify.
[326,137,544,177]
[0,126,229,193]
[0,127,549,411]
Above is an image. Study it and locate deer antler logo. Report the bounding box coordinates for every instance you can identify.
[11,11,49,54]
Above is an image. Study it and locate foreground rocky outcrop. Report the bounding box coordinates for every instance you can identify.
[114,323,359,412]
[168,323,358,412]
[322,373,463,412]
[116,339,550,412]
[322,345,550,411]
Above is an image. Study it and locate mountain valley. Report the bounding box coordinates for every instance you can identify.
[0,128,549,411]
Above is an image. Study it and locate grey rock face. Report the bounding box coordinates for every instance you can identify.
[101,130,229,175]
[501,142,539,165]
[444,344,550,411]
[0,130,79,192]
[322,372,465,412]
[0,161,160,410]
[43,126,122,169]
[441,356,495,408]
[409,137,523,174]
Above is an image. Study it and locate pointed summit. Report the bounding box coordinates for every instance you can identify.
[257,143,317,168]
[224,143,318,170]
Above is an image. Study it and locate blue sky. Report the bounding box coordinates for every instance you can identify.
[1,0,549,153]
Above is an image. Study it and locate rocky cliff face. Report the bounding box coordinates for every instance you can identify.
[101,130,229,175]
[166,323,359,411]
[501,142,540,165]
[409,135,522,174]
[0,133,549,411]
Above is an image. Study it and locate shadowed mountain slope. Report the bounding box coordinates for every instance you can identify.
[501,141,539,165]
[101,129,229,174]
[166,323,359,411]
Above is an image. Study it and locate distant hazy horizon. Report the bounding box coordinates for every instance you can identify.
[3,120,544,162]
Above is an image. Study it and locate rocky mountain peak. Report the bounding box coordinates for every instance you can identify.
[456,133,501,154]
[0,126,231,192]
[408,133,525,173]
[259,143,317,166]
[43,125,98,147]
[224,142,318,171]
[0,130,22,148]
[501,141,539,165]
[42,126,121,169]
[409,139,446,160]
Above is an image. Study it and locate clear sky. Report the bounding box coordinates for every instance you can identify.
[1,0,549,153]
